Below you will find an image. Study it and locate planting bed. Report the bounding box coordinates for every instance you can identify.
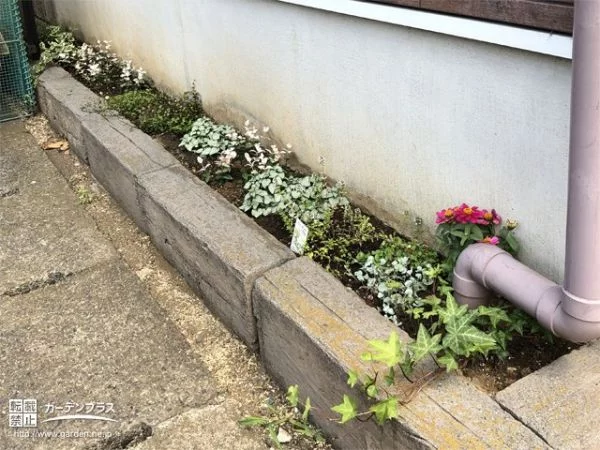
[34,31,577,391]
[38,65,600,449]
[154,133,574,392]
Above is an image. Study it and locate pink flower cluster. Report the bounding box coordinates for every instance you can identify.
[436,203,503,246]
[436,203,501,226]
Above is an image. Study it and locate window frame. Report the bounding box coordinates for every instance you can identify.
[359,0,574,34]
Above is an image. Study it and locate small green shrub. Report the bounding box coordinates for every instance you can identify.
[34,25,78,77]
[180,117,247,183]
[240,165,288,217]
[107,89,203,136]
[279,175,349,230]
[304,206,381,277]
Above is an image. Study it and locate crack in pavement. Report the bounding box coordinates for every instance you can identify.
[2,270,72,296]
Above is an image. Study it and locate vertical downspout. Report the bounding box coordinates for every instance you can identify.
[452,0,600,342]
[562,0,600,324]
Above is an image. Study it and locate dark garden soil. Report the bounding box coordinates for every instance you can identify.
[155,133,578,392]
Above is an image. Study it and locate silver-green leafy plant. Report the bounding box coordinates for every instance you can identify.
[354,255,434,326]
[34,26,78,77]
[240,165,288,217]
[280,174,349,230]
[180,117,246,182]
[35,26,147,91]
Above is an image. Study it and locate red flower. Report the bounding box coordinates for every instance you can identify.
[481,209,501,225]
[454,203,484,224]
[436,208,455,224]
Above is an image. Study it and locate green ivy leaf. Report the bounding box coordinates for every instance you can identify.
[369,397,398,424]
[477,306,511,328]
[409,324,443,362]
[436,352,459,372]
[365,332,405,368]
[347,369,359,388]
[366,384,378,398]
[437,294,469,324]
[331,395,358,424]
[443,315,497,357]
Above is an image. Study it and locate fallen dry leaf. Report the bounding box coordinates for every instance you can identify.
[43,139,70,151]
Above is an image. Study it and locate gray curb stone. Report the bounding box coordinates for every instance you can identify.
[138,164,294,348]
[37,67,99,162]
[81,113,180,233]
[496,342,600,449]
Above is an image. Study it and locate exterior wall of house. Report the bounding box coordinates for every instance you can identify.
[35,0,572,281]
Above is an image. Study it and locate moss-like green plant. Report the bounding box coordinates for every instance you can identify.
[107,88,203,136]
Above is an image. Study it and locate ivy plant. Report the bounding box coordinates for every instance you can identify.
[330,290,517,425]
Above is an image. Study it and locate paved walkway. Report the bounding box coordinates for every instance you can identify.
[0,120,278,449]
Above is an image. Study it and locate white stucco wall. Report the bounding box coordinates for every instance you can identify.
[39,0,572,282]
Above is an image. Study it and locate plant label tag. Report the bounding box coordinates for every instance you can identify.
[290,218,309,254]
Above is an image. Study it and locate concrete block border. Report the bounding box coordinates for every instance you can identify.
[38,67,550,449]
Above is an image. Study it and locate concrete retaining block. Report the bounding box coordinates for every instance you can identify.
[38,67,181,233]
[137,165,294,348]
[496,342,600,449]
[81,114,179,233]
[37,67,99,162]
[253,257,548,449]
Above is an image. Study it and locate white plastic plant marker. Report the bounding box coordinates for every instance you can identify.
[290,218,309,254]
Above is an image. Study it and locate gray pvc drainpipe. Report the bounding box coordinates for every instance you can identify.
[453,0,600,343]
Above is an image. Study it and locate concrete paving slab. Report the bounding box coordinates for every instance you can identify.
[130,401,265,450]
[0,121,116,294]
[496,341,600,448]
[0,263,216,450]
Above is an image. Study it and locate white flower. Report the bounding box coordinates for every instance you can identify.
[88,63,101,77]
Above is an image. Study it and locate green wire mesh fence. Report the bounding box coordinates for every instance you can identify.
[0,0,34,122]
